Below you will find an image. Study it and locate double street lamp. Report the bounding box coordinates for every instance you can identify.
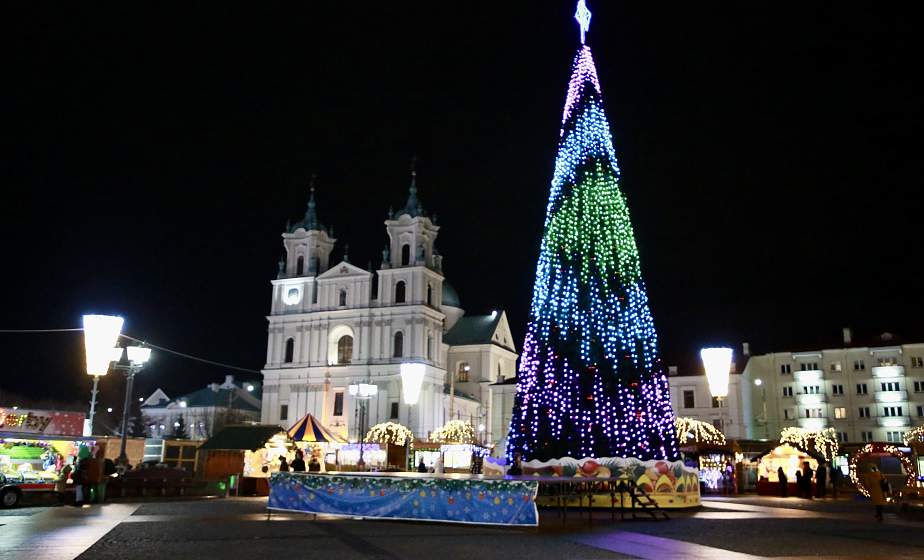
[348,382,378,471]
[83,314,151,466]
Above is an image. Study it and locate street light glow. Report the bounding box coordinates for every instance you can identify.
[754,378,762,386]
[400,362,426,405]
[83,315,124,376]
[127,346,152,364]
[701,347,733,398]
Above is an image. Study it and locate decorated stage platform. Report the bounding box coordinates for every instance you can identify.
[268,472,539,526]
[268,460,700,527]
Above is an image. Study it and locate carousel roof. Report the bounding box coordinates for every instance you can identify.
[287,413,346,443]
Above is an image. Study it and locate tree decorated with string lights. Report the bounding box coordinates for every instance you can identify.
[507,1,679,463]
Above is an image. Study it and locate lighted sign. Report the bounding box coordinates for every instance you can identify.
[0,409,85,436]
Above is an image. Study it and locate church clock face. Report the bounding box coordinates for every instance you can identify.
[284,287,302,305]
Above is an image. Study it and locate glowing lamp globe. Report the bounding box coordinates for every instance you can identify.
[700,347,733,398]
[400,362,426,405]
[127,346,152,364]
[83,315,124,376]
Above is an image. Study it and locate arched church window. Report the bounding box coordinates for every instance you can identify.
[313,257,320,273]
[296,256,304,276]
[427,335,433,361]
[393,331,404,358]
[337,335,353,365]
[339,289,347,307]
[401,244,410,266]
[395,281,406,304]
[284,338,295,363]
[427,284,432,306]
[457,362,470,383]
[497,363,503,382]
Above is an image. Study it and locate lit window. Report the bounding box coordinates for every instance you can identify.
[337,335,353,365]
[834,407,847,419]
[458,362,471,383]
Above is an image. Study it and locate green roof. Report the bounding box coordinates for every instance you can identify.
[444,312,508,348]
[442,281,461,308]
[199,425,286,451]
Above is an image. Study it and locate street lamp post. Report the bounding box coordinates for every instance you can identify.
[400,362,426,470]
[754,378,769,439]
[348,382,378,471]
[113,346,151,465]
[82,315,124,436]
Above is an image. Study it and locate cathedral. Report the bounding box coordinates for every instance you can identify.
[260,171,519,452]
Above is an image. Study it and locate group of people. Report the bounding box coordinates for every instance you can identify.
[776,461,840,499]
[55,446,117,507]
[278,449,321,473]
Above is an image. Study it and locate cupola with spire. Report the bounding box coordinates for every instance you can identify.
[384,158,440,269]
[281,176,336,277]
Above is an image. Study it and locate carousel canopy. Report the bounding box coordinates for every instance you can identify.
[287,413,346,443]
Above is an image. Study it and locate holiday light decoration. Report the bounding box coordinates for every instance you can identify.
[849,443,916,498]
[507,3,679,463]
[903,425,924,446]
[365,422,414,447]
[779,427,839,462]
[432,420,476,444]
[674,417,726,446]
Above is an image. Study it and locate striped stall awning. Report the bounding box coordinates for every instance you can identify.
[287,413,346,443]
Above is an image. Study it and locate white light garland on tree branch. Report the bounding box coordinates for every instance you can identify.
[431,420,476,444]
[674,417,726,445]
[903,425,924,446]
[364,422,414,447]
[779,427,838,462]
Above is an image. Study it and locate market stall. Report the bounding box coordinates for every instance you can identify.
[0,408,94,487]
[198,424,290,495]
[287,413,346,469]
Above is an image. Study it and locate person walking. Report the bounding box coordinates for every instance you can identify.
[777,466,788,497]
[290,450,306,472]
[816,462,828,498]
[278,456,289,472]
[863,465,888,521]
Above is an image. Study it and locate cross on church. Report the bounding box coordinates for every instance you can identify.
[574,0,592,45]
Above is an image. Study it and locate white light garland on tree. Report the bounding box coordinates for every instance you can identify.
[431,420,476,444]
[903,425,924,446]
[364,422,414,447]
[779,427,838,462]
[674,417,726,445]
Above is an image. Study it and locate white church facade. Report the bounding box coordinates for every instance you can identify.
[260,174,519,452]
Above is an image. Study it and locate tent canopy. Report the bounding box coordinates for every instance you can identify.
[287,413,346,443]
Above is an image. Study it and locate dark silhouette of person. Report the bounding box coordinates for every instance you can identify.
[507,452,523,476]
[801,461,814,499]
[291,449,306,472]
[278,456,289,472]
[777,466,788,497]
[816,462,828,498]
[417,458,427,473]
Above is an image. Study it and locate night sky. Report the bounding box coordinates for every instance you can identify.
[3,3,922,409]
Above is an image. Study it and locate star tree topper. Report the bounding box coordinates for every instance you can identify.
[574,0,592,44]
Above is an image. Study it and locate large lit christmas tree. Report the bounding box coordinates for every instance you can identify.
[507,1,679,462]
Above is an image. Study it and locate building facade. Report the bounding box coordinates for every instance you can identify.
[741,331,924,445]
[260,177,519,450]
[667,365,753,440]
[142,375,262,440]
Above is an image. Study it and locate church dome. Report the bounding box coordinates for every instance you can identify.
[442,281,461,308]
